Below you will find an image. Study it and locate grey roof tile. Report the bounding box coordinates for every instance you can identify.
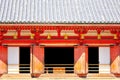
[0,0,120,23]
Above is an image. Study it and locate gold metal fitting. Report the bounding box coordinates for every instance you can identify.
[47,34,51,39]
[114,34,118,39]
[30,34,35,39]
[64,34,68,39]
[97,34,101,39]
[13,34,17,39]
[81,34,84,39]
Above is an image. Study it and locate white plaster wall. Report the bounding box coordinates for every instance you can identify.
[99,47,110,64]
[8,47,19,74]
[99,47,110,73]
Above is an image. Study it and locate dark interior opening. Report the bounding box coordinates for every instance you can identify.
[88,47,99,73]
[45,47,74,73]
[20,47,30,73]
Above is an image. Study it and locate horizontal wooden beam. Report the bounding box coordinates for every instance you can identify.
[0,24,120,31]
[0,24,120,45]
[2,39,119,46]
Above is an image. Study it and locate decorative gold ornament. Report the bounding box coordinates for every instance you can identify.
[13,33,17,39]
[97,34,101,39]
[114,34,118,39]
[64,33,68,39]
[30,34,35,39]
[47,34,51,39]
[81,34,84,39]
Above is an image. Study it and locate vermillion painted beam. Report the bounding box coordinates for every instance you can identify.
[2,39,119,45]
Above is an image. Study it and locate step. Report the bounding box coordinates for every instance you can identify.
[87,73,115,78]
[0,73,119,80]
[40,73,79,78]
[1,74,31,79]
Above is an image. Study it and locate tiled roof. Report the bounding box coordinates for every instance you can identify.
[0,0,120,23]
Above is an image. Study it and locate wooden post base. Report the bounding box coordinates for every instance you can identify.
[0,74,3,77]
[114,74,120,77]
[31,73,41,78]
[77,74,87,78]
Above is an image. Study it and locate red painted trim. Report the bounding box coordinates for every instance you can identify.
[85,46,88,73]
[0,46,7,74]
[0,25,120,31]
[2,39,118,45]
[0,24,120,45]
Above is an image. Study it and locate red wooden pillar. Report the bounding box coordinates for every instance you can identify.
[17,30,21,39]
[0,46,7,76]
[0,30,3,45]
[110,46,120,77]
[32,46,44,77]
[74,46,88,77]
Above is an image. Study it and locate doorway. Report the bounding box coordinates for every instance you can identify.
[99,47,110,73]
[19,47,30,73]
[8,47,30,74]
[44,47,74,73]
[8,47,19,74]
[88,47,99,73]
[88,47,110,73]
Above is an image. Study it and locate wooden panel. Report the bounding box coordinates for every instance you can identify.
[32,46,44,74]
[0,46,7,74]
[110,46,120,73]
[74,46,87,74]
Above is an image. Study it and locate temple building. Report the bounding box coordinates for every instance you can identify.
[0,0,120,78]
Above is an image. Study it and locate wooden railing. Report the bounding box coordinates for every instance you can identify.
[8,64,30,73]
[88,64,110,73]
[44,64,74,73]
